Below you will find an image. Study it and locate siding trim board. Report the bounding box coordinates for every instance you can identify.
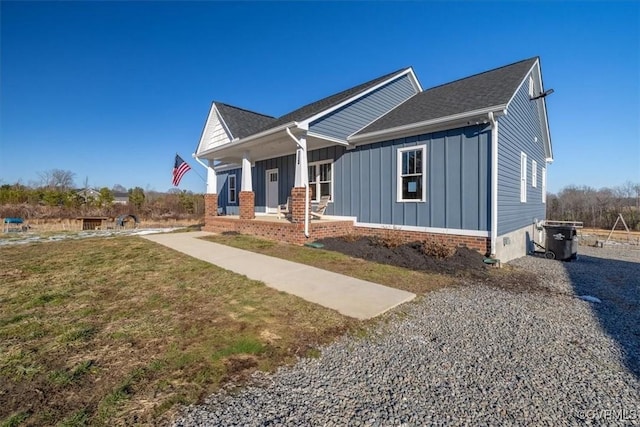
[355,222,490,238]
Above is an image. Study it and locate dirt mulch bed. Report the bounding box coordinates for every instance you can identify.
[317,236,487,277]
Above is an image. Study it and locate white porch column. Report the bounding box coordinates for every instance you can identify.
[206,159,217,194]
[241,151,252,191]
[294,136,309,187]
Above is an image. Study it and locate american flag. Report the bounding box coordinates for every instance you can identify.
[172,154,192,187]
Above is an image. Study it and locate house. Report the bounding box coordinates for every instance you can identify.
[194,57,553,262]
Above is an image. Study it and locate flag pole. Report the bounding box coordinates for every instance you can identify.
[176,153,206,183]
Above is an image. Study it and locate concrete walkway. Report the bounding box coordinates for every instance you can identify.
[141,231,416,320]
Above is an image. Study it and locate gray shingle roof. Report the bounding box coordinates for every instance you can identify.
[355,57,538,135]
[255,67,411,133]
[215,103,276,139]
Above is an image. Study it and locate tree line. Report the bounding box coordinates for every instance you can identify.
[547,181,640,230]
[0,169,204,219]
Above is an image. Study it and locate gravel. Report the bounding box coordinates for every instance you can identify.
[175,245,640,426]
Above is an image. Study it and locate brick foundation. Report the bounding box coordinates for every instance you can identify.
[239,191,255,220]
[203,216,354,245]
[352,226,490,255]
[204,194,218,218]
[203,213,490,255]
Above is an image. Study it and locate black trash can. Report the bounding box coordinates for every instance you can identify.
[543,225,578,261]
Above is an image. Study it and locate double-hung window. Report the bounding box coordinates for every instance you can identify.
[308,160,332,202]
[228,174,237,204]
[520,152,527,203]
[397,145,426,202]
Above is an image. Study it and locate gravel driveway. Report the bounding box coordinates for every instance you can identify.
[175,246,640,426]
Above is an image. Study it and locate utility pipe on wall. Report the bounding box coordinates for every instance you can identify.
[286,127,310,238]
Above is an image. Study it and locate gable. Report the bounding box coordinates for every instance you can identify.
[308,74,418,142]
[352,58,539,141]
[196,104,233,155]
[504,59,553,162]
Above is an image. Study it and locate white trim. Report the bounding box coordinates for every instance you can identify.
[198,121,298,158]
[520,152,527,203]
[321,215,357,222]
[504,59,553,162]
[227,174,237,204]
[308,159,334,203]
[506,61,539,108]
[349,106,505,144]
[306,131,349,146]
[355,222,490,238]
[299,68,419,127]
[397,144,427,202]
[195,103,234,156]
[531,160,537,188]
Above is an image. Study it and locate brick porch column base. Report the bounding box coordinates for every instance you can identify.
[204,194,218,218]
[239,191,255,220]
[290,187,312,223]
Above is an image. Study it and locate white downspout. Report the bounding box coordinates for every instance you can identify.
[286,127,310,238]
[488,112,498,257]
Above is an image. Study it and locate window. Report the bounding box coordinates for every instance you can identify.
[228,174,236,204]
[531,160,537,188]
[308,160,332,202]
[397,145,426,202]
[541,167,547,203]
[520,152,527,203]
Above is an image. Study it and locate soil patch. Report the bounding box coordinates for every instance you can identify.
[318,236,489,278]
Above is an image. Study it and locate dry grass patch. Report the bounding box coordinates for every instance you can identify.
[201,233,456,295]
[0,237,356,426]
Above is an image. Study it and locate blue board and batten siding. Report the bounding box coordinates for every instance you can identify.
[217,125,490,231]
[497,73,547,235]
[216,170,241,215]
[309,75,417,141]
[334,125,491,231]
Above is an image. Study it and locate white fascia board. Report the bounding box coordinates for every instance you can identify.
[195,103,234,156]
[506,59,539,107]
[195,102,216,156]
[504,59,553,161]
[348,106,506,145]
[355,222,490,238]
[306,131,349,146]
[197,121,298,158]
[298,68,416,128]
[406,67,423,92]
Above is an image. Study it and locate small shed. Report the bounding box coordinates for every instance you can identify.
[77,217,109,230]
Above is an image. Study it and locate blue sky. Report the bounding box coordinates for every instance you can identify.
[1,1,638,194]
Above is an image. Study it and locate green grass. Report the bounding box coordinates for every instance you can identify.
[0,236,356,425]
[202,233,457,295]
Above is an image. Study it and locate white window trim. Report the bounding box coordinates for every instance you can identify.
[531,160,537,188]
[520,152,527,203]
[308,159,334,203]
[542,167,547,204]
[397,144,427,202]
[228,174,237,204]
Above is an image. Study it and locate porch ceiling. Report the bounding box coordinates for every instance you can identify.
[202,132,342,165]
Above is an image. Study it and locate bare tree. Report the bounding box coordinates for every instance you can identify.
[38,169,76,190]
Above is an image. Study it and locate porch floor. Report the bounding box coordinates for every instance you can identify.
[220,214,350,224]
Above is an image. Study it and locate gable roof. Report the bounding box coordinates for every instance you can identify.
[355,57,538,136]
[214,103,276,139]
[255,67,413,132]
